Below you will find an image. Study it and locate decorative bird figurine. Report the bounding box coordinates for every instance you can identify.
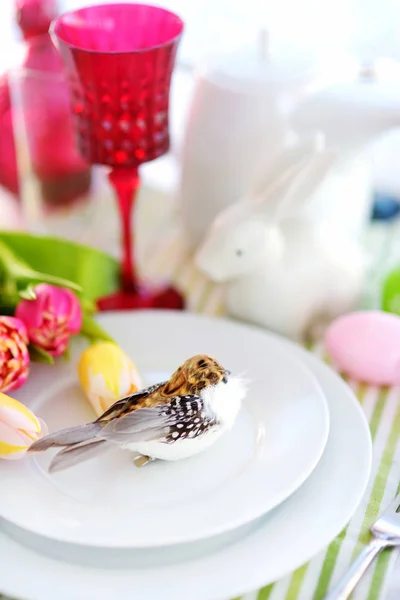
[28,355,247,473]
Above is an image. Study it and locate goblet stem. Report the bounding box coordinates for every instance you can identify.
[108,167,140,293]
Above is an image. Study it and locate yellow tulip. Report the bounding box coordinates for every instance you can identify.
[0,392,48,460]
[78,342,142,417]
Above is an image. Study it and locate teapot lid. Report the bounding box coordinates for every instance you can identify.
[207,30,318,93]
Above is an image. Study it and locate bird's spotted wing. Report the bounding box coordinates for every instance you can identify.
[163,395,219,443]
[96,382,166,423]
[101,395,218,445]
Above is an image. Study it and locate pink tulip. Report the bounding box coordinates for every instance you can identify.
[0,317,30,393]
[16,283,82,357]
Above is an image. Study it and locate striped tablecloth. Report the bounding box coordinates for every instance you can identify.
[1,212,400,600]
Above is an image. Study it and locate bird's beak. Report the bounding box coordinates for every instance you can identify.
[222,369,231,384]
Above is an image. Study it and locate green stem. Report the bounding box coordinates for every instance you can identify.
[28,345,55,364]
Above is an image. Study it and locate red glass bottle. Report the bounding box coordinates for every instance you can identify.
[0,0,91,204]
[18,0,92,206]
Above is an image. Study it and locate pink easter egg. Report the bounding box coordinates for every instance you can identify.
[324,310,400,386]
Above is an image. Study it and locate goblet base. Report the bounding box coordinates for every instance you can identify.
[97,284,185,311]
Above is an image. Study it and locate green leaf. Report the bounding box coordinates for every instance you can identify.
[0,233,120,301]
[0,239,82,293]
[29,344,55,364]
[80,315,115,344]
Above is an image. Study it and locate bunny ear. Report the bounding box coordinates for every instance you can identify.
[247,140,318,215]
[276,147,337,220]
[247,137,335,222]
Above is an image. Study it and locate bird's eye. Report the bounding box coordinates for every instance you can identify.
[236,249,243,257]
[222,376,228,384]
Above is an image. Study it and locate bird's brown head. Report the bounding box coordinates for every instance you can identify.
[162,354,230,396]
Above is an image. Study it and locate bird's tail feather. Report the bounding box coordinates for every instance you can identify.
[49,439,110,473]
[28,422,102,454]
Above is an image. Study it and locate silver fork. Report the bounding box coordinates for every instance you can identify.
[324,491,400,600]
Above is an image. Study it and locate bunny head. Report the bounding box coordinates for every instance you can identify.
[195,138,336,283]
[195,200,284,282]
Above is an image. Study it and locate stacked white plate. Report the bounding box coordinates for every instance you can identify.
[0,311,372,600]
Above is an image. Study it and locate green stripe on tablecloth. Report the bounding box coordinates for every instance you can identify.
[312,389,390,599]
[308,385,369,600]
[366,410,400,600]
[284,564,309,600]
[256,584,274,600]
[256,564,309,600]
[254,347,323,600]
[275,380,394,600]
[368,497,400,600]
[367,549,392,600]
[312,528,348,600]
[368,388,390,444]
[254,382,369,600]
[353,393,400,553]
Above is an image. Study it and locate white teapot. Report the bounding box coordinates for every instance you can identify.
[179,42,400,248]
[179,36,320,247]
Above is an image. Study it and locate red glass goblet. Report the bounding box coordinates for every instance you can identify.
[51,3,185,310]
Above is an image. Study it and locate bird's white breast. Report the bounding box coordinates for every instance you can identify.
[125,376,247,462]
[201,375,246,427]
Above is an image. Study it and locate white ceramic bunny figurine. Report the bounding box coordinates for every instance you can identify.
[195,140,366,342]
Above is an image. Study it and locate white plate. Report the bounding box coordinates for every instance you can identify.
[0,312,328,548]
[0,312,372,600]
